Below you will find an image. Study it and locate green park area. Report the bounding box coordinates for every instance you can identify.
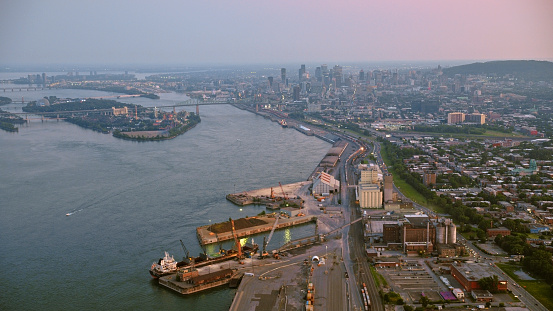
[379,142,445,214]
[496,262,553,310]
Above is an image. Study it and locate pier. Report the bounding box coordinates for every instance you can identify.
[158,268,238,295]
[196,214,317,246]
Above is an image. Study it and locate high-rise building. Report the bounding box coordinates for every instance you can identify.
[268,76,273,88]
[292,86,300,101]
[315,67,322,82]
[448,112,465,124]
[359,70,365,81]
[299,64,306,81]
[333,65,343,88]
[281,68,286,83]
[321,64,329,85]
[384,174,393,203]
[464,113,486,124]
[422,171,437,187]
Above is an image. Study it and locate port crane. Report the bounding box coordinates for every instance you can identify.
[278,182,288,200]
[179,240,191,264]
[260,215,280,259]
[229,218,244,261]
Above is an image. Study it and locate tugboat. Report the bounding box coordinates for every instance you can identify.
[279,119,288,128]
[150,251,178,278]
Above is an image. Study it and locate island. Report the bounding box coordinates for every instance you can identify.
[0,108,25,132]
[22,97,199,140]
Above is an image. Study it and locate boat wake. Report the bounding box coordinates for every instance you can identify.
[65,209,82,216]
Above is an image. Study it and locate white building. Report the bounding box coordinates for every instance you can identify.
[358,183,382,208]
[312,172,340,195]
[452,288,464,299]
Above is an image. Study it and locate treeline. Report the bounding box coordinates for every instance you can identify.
[23,98,136,113]
[0,96,12,106]
[412,125,486,135]
[0,122,18,132]
[0,108,25,132]
[64,85,159,99]
[380,138,487,225]
[495,234,553,285]
[409,124,513,135]
[64,117,110,133]
[435,174,476,189]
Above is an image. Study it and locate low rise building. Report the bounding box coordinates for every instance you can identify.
[486,227,511,238]
[471,289,493,302]
[452,288,464,299]
[451,262,508,292]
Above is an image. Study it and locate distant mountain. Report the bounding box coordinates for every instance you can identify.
[442,60,553,81]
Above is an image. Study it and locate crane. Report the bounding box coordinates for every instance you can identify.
[229,218,243,261]
[278,182,288,200]
[260,215,280,259]
[180,239,191,264]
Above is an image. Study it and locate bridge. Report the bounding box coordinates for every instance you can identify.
[0,86,51,92]
[0,97,303,118]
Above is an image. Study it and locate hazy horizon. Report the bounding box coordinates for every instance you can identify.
[2,0,552,66]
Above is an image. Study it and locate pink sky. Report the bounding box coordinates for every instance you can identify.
[1,0,552,64]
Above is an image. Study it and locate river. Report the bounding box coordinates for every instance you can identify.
[0,80,330,310]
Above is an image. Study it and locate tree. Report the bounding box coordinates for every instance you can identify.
[478,275,500,293]
[419,296,429,307]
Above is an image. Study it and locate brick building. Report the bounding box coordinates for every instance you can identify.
[451,262,508,292]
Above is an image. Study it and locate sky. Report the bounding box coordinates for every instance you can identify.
[1,0,552,66]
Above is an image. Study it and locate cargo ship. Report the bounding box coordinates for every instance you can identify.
[149,243,258,279]
[150,251,178,278]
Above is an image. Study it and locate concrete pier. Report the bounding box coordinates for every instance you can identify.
[196,214,317,246]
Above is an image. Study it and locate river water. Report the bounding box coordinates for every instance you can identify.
[0,80,330,310]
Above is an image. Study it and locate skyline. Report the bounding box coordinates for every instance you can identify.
[1,0,553,66]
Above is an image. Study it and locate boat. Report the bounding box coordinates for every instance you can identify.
[149,243,258,278]
[149,251,178,278]
[279,119,288,128]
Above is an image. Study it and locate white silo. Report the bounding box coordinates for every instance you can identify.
[436,224,446,244]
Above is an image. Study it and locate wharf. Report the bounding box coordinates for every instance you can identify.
[197,214,317,246]
[158,268,238,295]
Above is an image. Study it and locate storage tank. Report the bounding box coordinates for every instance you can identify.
[447,223,457,244]
[436,224,446,244]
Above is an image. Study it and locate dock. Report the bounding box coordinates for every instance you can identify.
[196,214,317,246]
[158,268,238,295]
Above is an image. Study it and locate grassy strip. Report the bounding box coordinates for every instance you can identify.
[496,262,553,310]
[369,265,387,288]
[379,142,445,214]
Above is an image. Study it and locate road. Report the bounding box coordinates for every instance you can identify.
[457,237,549,311]
[340,141,384,311]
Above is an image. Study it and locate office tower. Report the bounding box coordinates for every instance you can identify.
[299,64,306,81]
[281,68,286,83]
[315,67,322,82]
[359,70,365,81]
[293,86,300,101]
[333,65,343,88]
